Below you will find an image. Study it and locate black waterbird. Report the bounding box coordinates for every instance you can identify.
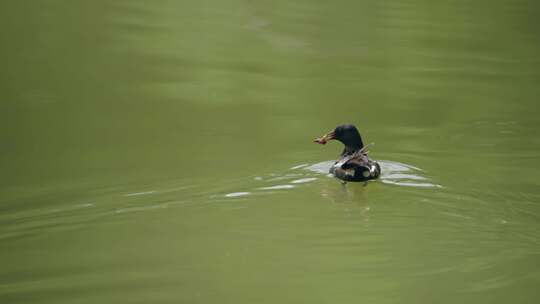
[314,124,381,182]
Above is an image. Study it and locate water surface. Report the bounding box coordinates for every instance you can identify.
[1,1,540,303]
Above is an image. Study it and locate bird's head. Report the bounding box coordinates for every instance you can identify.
[314,124,364,151]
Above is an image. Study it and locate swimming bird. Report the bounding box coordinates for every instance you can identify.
[314,124,381,182]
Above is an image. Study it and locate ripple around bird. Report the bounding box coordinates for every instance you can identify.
[222,159,442,199]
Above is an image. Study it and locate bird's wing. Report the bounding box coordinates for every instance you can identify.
[341,153,370,169]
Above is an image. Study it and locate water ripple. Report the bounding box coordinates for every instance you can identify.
[305,159,442,189]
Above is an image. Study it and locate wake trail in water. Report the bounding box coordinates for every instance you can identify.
[221,159,442,199]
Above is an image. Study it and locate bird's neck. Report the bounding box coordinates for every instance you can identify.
[341,146,360,156]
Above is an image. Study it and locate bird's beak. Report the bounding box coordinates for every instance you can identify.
[314,131,335,145]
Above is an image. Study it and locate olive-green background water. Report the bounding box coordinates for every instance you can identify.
[1,1,540,303]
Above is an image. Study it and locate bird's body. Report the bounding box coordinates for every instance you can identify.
[329,148,381,182]
[314,124,381,182]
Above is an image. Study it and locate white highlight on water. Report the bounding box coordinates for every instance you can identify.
[290,177,317,184]
[258,184,295,190]
[124,191,156,197]
[290,163,309,170]
[225,192,250,198]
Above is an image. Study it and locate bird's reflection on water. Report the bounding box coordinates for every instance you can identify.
[318,178,374,223]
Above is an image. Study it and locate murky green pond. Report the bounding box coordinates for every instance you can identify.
[2,1,540,303]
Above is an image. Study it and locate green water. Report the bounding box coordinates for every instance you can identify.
[2,1,540,303]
